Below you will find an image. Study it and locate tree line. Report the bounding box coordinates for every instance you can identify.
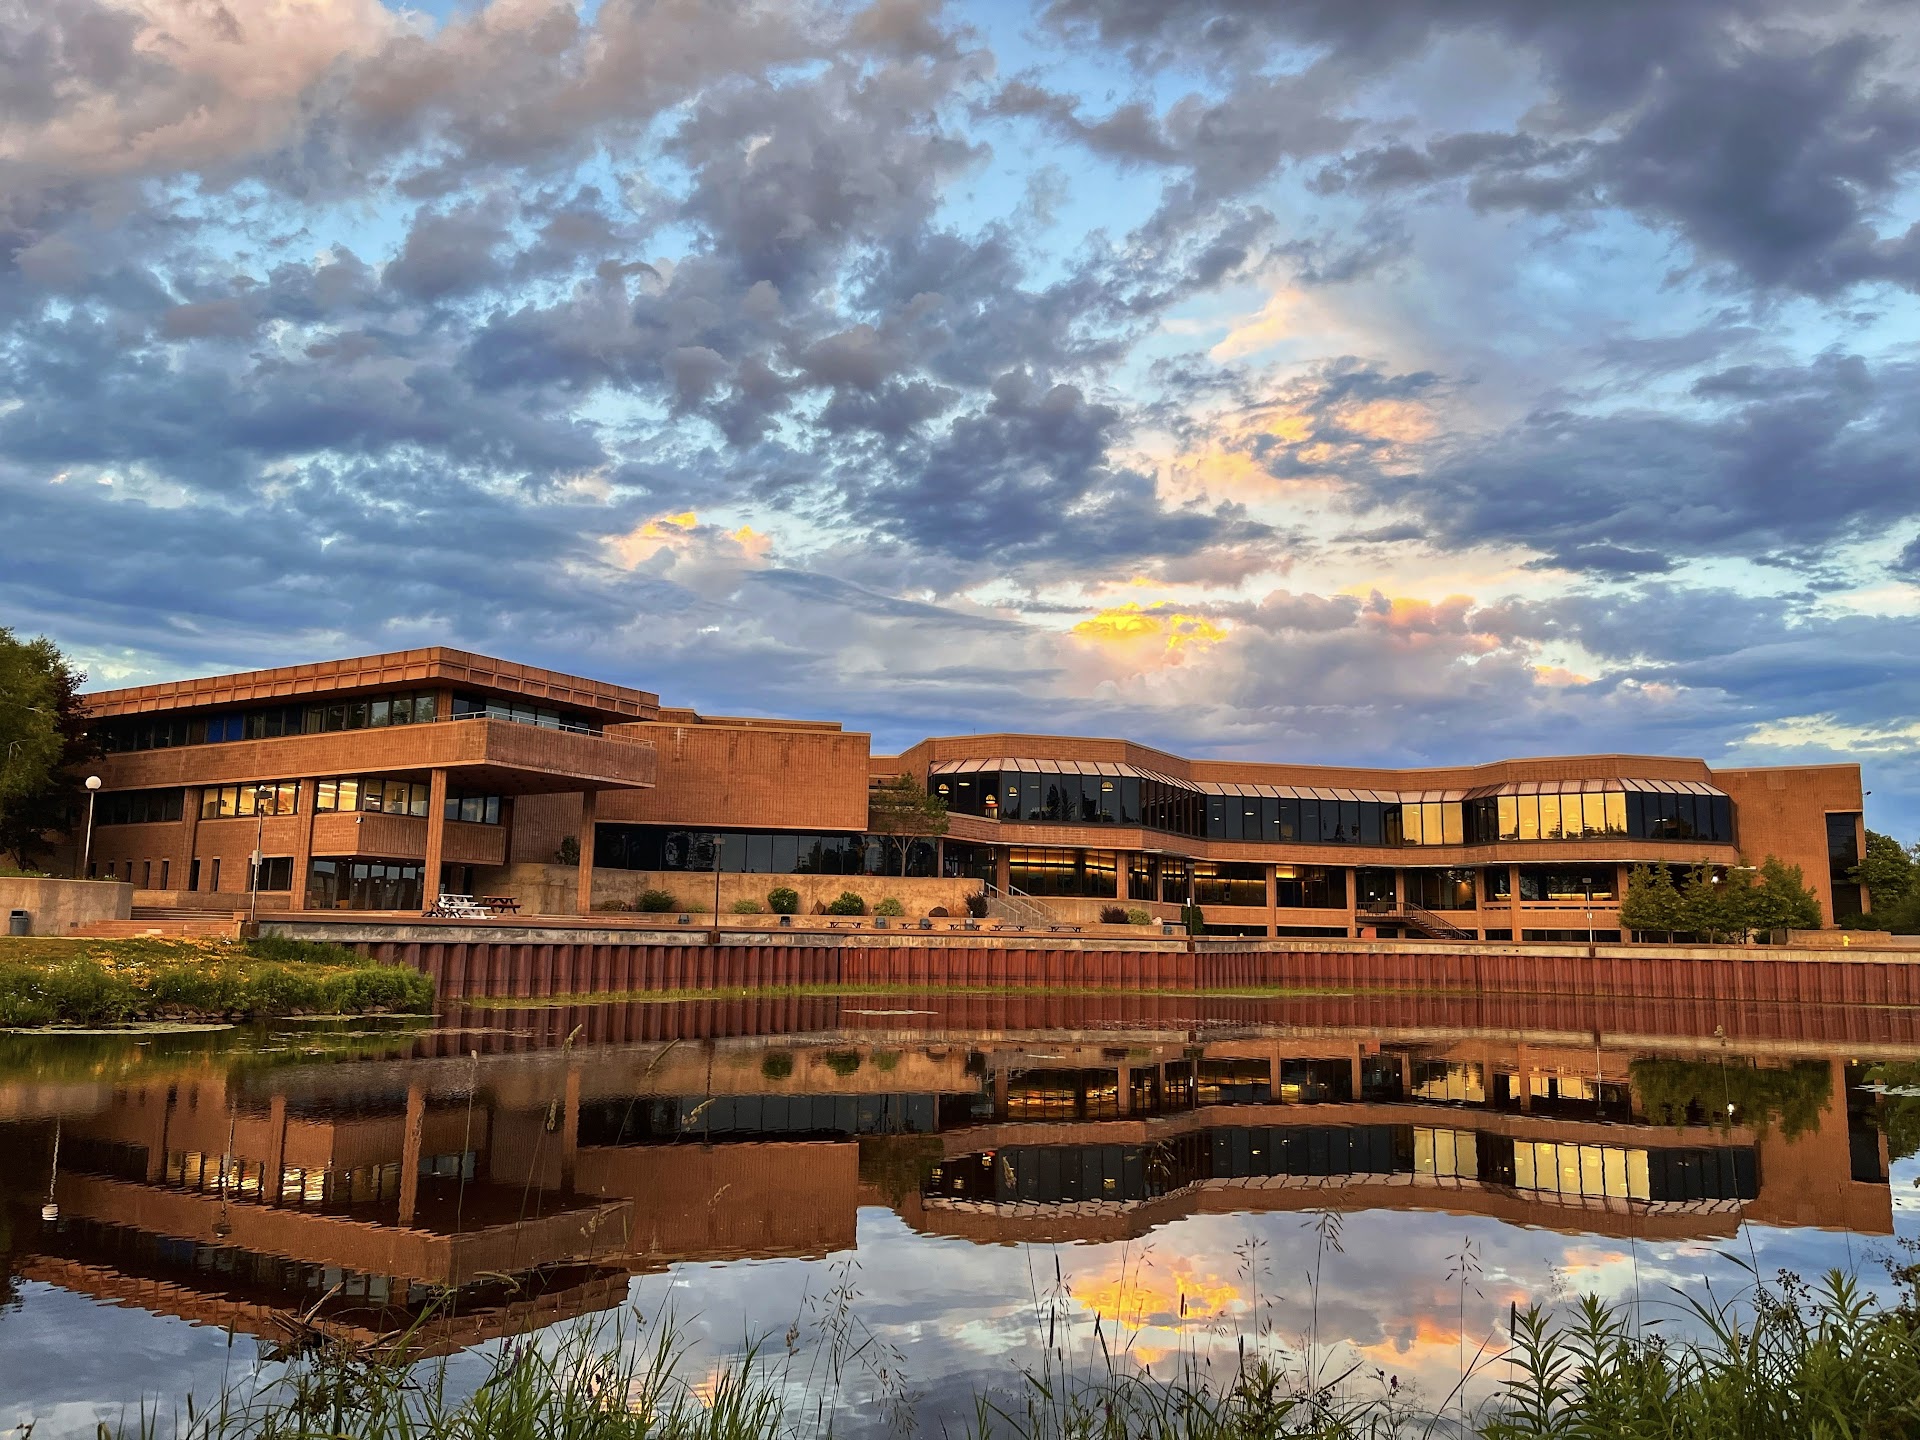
[1617,857,1822,942]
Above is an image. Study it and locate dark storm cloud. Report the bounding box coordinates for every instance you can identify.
[1335,351,1920,567]
[1042,0,1920,298]
[840,369,1273,569]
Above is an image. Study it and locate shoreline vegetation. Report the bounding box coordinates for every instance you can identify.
[57,1252,1920,1439]
[0,935,434,1027]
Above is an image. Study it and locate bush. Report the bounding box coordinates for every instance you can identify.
[241,963,329,1016]
[874,896,905,917]
[826,891,866,916]
[823,1049,862,1076]
[591,898,631,912]
[147,963,248,1017]
[0,963,55,1027]
[1126,906,1151,925]
[1180,903,1205,936]
[766,886,800,914]
[964,892,989,918]
[324,966,435,1015]
[245,934,370,968]
[39,959,138,1026]
[761,1051,794,1080]
[633,888,679,913]
[730,897,763,914]
[1098,904,1129,924]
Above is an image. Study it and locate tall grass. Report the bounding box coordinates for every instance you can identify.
[50,1248,1920,1440]
[0,936,432,1025]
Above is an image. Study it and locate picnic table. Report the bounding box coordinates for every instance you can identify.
[479,895,521,914]
[425,893,490,919]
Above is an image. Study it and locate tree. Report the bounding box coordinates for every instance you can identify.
[1619,863,1683,937]
[867,773,948,877]
[1851,830,1920,932]
[0,630,94,871]
[1852,830,1917,911]
[1675,862,1745,942]
[1746,855,1822,934]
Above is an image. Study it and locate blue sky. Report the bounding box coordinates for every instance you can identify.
[3,0,1918,835]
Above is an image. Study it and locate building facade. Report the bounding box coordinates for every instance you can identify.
[72,648,1868,939]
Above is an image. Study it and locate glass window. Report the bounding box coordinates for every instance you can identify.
[1605,791,1628,838]
[1441,804,1462,846]
[1539,793,1561,841]
[1517,796,1540,841]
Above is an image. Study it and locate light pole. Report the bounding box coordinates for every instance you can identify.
[79,775,101,878]
[249,782,274,926]
[712,833,724,925]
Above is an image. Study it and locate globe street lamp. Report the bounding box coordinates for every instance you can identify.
[80,775,102,879]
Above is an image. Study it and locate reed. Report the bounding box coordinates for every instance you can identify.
[62,1249,1920,1440]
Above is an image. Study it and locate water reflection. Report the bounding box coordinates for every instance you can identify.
[0,994,1915,1433]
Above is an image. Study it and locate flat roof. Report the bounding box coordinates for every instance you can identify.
[82,648,660,720]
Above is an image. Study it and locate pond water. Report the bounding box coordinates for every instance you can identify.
[2,990,1917,1434]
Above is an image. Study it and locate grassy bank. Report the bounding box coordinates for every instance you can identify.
[0,934,433,1026]
[70,1258,1920,1439]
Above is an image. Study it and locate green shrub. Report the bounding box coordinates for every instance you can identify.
[1098,904,1129,924]
[245,934,370,968]
[872,1049,901,1072]
[324,966,434,1015]
[39,959,138,1026]
[826,891,866,916]
[1126,906,1151,925]
[147,963,247,1017]
[761,1050,794,1080]
[633,888,679,913]
[767,886,800,914]
[964,892,988,918]
[240,963,328,1016]
[874,896,905,917]
[591,898,631,912]
[823,1049,862,1076]
[730,898,763,914]
[0,963,55,1027]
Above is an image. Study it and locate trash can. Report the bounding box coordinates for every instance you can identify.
[7,910,28,936]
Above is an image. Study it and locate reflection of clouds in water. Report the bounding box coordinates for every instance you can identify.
[6,1171,1919,1437]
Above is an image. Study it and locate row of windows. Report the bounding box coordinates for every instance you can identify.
[595,826,939,878]
[316,777,433,817]
[94,789,185,826]
[201,781,300,818]
[96,690,441,752]
[307,858,424,911]
[940,770,1736,848]
[925,1130,1756,1204]
[1466,791,1733,845]
[451,693,599,733]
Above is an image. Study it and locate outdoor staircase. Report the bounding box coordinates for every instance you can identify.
[979,883,1060,929]
[1358,900,1473,942]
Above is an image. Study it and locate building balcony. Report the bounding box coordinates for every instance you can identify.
[310,813,506,866]
[97,715,655,796]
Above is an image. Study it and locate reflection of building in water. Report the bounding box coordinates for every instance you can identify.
[0,1029,1902,1346]
[906,1037,1894,1245]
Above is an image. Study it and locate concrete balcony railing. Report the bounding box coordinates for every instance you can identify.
[97,716,655,794]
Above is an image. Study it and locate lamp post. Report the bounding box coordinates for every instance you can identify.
[712,833,724,925]
[79,775,101,879]
[249,783,274,926]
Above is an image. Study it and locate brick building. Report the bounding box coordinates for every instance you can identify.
[71,647,1867,940]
